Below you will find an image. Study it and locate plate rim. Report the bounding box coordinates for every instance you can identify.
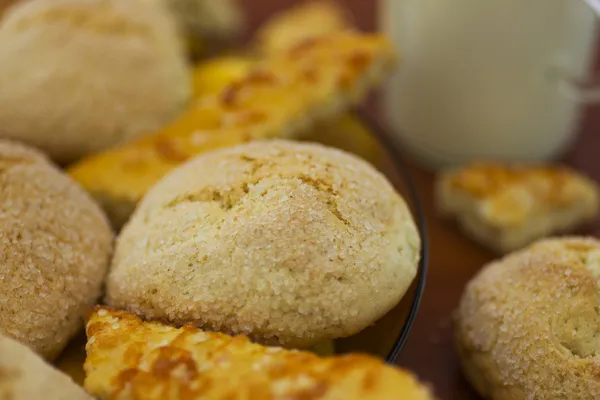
[356,109,429,364]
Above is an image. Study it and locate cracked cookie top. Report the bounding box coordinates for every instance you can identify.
[106,139,420,348]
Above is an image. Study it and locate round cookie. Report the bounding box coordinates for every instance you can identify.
[0,0,191,163]
[107,140,420,348]
[0,140,113,360]
[455,237,600,399]
[0,333,93,400]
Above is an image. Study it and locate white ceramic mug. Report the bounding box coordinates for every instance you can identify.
[382,0,600,170]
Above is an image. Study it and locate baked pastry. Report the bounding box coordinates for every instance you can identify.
[106,140,420,348]
[455,237,600,399]
[436,163,598,253]
[0,0,191,163]
[255,0,353,54]
[0,333,93,400]
[0,140,113,360]
[188,59,369,358]
[84,307,433,400]
[68,31,398,228]
[191,56,255,97]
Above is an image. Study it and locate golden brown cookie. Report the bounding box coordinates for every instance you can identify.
[0,0,190,163]
[84,307,434,400]
[0,139,113,360]
[68,31,397,228]
[106,140,420,349]
[456,237,600,399]
[436,163,598,253]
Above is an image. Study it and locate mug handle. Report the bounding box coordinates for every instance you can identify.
[554,0,600,102]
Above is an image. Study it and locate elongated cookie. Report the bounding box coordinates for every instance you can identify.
[84,307,433,400]
[68,31,398,228]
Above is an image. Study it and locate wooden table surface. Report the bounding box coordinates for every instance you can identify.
[243,1,600,399]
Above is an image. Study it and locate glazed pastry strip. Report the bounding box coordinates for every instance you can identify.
[84,307,433,400]
[68,32,397,227]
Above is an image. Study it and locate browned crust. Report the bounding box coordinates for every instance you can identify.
[84,307,433,400]
[455,237,600,399]
[68,31,398,229]
[436,163,599,253]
